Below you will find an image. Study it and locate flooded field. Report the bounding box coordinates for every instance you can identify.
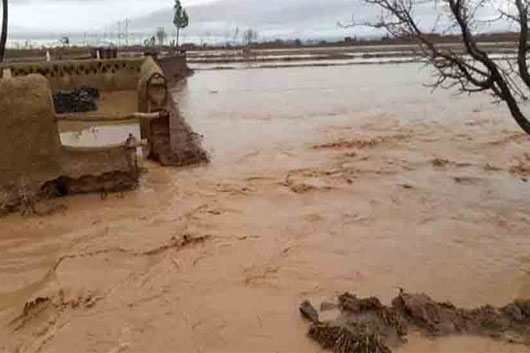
[185,44,519,71]
[2,63,530,353]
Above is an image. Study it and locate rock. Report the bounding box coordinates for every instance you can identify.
[300,300,319,323]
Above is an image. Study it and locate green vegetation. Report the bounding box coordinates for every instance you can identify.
[173,0,189,49]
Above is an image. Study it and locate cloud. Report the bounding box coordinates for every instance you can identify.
[131,0,370,41]
[127,0,508,42]
[5,0,514,44]
[6,0,212,32]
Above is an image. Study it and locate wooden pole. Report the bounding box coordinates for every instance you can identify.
[56,111,167,122]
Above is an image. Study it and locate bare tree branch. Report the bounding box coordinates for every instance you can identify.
[350,0,530,135]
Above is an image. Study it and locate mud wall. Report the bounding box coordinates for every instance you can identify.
[0,75,64,210]
[0,57,204,214]
[157,55,191,84]
[136,57,208,166]
[137,56,164,114]
[60,146,139,194]
[0,59,143,91]
[137,56,164,148]
[0,75,139,214]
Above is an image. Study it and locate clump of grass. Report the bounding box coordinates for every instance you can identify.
[309,322,391,353]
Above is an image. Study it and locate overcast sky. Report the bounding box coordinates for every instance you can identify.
[6,0,368,44]
[8,0,214,32]
[4,0,514,45]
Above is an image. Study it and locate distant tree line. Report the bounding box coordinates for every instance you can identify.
[142,0,189,49]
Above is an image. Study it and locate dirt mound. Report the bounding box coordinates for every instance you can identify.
[301,292,530,353]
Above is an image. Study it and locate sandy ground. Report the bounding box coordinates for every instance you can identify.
[2,64,530,353]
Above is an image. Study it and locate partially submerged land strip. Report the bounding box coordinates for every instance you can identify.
[301,292,530,353]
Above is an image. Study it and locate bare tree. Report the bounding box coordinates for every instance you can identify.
[205,30,212,46]
[242,29,258,62]
[243,28,258,46]
[353,0,530,135]
[233,27,240,46]
[223,28,231,47]
[156,27,168,46]
[0,0,7,62]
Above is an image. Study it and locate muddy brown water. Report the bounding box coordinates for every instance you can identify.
[60,123,140,147]
[2,63,530,353]
[59,89,140,148]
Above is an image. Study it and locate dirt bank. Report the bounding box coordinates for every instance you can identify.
[1,64,530,353]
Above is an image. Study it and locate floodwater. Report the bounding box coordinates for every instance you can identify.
[60,123,140,148]
[2,63,530,353]
[185,44,519,71]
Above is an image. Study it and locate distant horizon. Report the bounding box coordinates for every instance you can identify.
[4,29,522,51]
[5,32,377,50]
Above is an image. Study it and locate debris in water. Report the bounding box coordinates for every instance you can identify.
[431,158,450,167]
